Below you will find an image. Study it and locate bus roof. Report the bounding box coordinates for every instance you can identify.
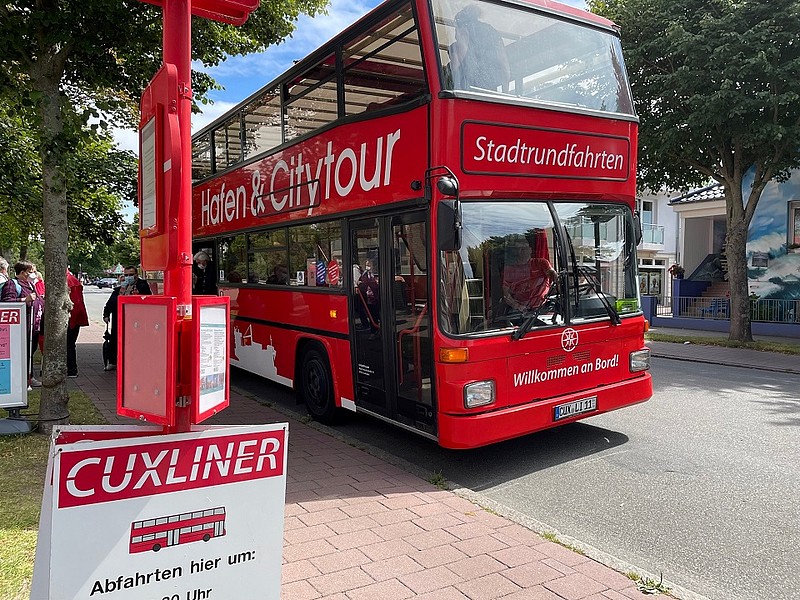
[192,0,618,142]
[522,0,616,29]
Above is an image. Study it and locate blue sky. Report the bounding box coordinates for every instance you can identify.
[115,0,587,153]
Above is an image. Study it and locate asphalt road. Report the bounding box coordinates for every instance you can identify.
[230,354,800,600]
[82,285,798,600]
[82,284,114,325]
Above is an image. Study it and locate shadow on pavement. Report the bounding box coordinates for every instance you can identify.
[231,366,630,494]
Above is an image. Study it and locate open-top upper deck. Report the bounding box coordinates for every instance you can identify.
[191,0,635,185]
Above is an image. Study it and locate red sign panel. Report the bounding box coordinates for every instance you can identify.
[56,428,286,508]
[192,108,427,238]
[139,63,182,271]
[117,295,177,426]
[138,0,258,25]
[461,121,630,181]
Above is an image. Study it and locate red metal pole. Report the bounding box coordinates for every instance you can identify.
[163,0,193,432]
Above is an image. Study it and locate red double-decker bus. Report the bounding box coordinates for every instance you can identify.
[191,0,652,449]
[129,507,226,553]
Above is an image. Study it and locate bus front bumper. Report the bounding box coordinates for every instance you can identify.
[437,373,652,449]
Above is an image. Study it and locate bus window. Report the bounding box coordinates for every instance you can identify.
[555,203,640,319]
[432,0,634,114]
[440,201,562,334]
[248,230,288,285]
[343,4,426,116]
[242,89,282,159]
[285,55,338,142]
[288,222,343,287]
[218,235,246,283]
[192,132,213,180]
[214,114,243,170]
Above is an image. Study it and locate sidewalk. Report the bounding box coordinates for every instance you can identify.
[647,327,800,375]
[70,321,681,600]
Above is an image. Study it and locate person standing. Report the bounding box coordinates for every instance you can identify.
[192,251,217,295]
[66,269,89,377]
[102,266,152,370]
[29,264,46,360]
[1,260,41,388]
[357,259,381,334]
[448,4,510,92]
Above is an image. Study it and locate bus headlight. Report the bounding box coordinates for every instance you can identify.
[464,380,495,409]
[629,349,651,372]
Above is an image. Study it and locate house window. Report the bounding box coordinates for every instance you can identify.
[640,200,653,224]
[790,201,800,247]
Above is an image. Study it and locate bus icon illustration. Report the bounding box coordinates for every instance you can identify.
[129,507,226,553]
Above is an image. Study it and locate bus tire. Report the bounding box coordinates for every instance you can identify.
[152,544,161,552]
[203,534,211,542]
[300,347,337,424]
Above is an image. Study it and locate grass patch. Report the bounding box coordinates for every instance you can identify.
[626,571,671,595]
[0,391,105,599]
[427,470,448,490]
[646,332,800,356]
[538,531,585,556]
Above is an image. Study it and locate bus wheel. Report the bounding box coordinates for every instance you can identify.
[203,534,211,542]
[152,544,161,552]
[300,347,337,424]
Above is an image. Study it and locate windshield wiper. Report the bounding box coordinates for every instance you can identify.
[578,266,621,325]
[511,275,564,341]
[511,302,547,341]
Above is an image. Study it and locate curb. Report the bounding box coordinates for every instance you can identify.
[649,350,800,376]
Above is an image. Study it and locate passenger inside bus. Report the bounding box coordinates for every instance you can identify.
[501,231,557,313]
[267,264,289,285]
[448,4,510,92]
[357,259,380,334]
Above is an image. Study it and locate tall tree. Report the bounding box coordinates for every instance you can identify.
[0,95,40,255]
[590,0,800,341]
[0,0,327,432]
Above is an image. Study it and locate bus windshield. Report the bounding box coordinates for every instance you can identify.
[440,201,640,336]
[432,0,635,115]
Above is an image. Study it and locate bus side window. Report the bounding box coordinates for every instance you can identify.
[343,4,426,117]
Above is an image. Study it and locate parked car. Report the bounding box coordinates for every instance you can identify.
[96,277,119,289]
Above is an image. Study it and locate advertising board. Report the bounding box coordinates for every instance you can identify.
[32,424,288,600]
[0,302,28,410]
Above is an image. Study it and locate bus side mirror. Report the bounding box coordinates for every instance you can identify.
[437,200,462,251]
[436,176,458,197]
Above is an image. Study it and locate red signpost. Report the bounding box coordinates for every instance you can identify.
[134,0,259,431]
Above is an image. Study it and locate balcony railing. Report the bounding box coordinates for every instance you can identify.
[641,223,664,245]
[657,296,800,324]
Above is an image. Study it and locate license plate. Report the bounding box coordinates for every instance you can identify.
[554,396,597,421]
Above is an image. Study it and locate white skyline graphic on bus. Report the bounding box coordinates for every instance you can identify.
[232,325,293,387]
[129,507,226,554]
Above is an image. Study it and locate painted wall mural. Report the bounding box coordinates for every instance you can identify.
[745,170,800,302]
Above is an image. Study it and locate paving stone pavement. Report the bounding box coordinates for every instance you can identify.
[66,320,669,600]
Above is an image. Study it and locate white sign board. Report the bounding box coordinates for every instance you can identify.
[140,117,157,230]
[32,424,288,600]
[198,304,227,415]
[0,302,28,409]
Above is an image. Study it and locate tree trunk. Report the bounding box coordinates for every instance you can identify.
[725,186,753,343]
[34,70,71,434]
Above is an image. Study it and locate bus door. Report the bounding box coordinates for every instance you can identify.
[350,213,434,433]
[166,528,179,547]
